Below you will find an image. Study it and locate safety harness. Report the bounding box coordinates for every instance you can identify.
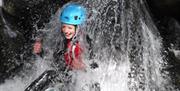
[66,26,80,65]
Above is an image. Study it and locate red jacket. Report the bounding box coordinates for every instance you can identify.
[64,39,85,70]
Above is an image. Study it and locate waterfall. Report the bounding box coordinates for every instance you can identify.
[0,0,178,91]
[0,8,17,38]
[68,0,176,91]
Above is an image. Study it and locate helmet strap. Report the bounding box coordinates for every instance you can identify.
[70,25,79,61]
[71,25,79,45]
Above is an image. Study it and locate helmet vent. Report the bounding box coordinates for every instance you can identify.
[65,16,69,20]
[60,3,86,25]
[74,16,78,20]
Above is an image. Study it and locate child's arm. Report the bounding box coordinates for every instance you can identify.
[33,38,42,54]
[32,29,44,55]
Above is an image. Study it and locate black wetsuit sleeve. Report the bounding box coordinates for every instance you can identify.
[32,30,45,57]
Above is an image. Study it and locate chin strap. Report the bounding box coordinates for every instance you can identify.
[71,26,79,45]
[69,26,80,61]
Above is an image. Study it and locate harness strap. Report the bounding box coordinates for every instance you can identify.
[70,26,80,60]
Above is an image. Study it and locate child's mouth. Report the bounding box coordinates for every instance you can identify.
[65,33,72,37]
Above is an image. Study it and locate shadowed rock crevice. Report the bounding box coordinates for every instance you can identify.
[146,0,180,89]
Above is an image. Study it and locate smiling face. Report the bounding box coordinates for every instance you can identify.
[61,24,76,39]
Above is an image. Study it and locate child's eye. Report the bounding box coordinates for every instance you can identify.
[68,27,73,29]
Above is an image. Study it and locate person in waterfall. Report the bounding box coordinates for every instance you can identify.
[33,3,97,70]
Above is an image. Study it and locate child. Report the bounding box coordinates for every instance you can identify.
[33,3,96,71]
[32,3,100,91]
[58,3,86,70]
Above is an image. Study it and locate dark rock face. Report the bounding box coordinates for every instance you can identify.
[0,0,70,83]
[25,70,59,91]
[157,18,180,89]
[146,0,180,89]
[3,0,67,29]
[146,0,180,21]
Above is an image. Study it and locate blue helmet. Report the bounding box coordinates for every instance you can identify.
[59,3,86,25]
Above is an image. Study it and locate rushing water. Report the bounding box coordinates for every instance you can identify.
[0,0,179,91]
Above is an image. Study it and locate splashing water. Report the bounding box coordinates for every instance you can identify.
[0,0,2,7]
[0,0,179,91]
[69,0,177,91]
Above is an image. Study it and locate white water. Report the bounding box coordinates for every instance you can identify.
[71,59,130,91]
[70,0,176,91]
[0,57,52,91]
[0,0,178,91]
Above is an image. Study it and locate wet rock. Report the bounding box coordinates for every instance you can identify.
[3,0,70,29]
[151,17,180,89]
[25,70,59,91]
[0,0,71,84]
[146,0,180,89]
[159,18,180,63]
[146,0,180,21]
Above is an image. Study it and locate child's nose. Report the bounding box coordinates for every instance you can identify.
[63,28,68,32]
[64,29,69,33]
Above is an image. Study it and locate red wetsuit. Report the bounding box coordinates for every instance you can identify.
[64,39,85,70]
